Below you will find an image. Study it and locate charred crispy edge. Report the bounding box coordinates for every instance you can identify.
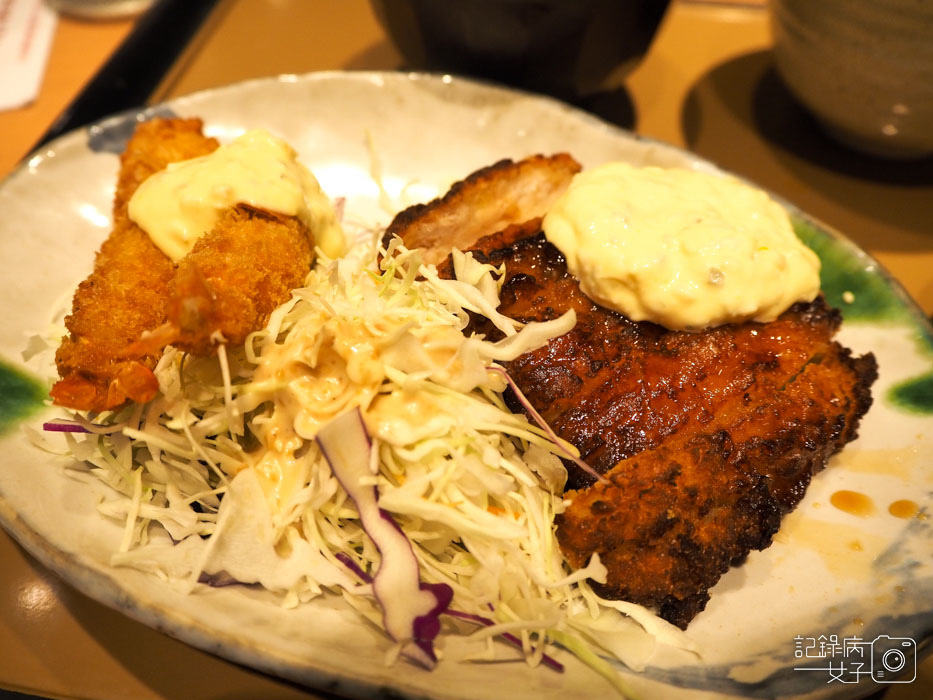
[560,480,779,628]
[381,154,580,250]
[659,592,712,629]
[585,472,785,630]
[823,344,878,458]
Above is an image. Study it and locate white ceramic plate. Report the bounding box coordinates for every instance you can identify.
[1,72,931,700]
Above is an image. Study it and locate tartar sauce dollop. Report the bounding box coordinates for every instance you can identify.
[128,129,345,262]
[542,162,821,330]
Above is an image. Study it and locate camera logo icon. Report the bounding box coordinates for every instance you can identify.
[871,636,917,683]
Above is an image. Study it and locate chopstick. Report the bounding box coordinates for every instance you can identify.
[32,0,223,150]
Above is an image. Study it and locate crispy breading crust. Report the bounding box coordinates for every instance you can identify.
[166,205,314,356]
[52,118,318,410]
[51,118,219,411]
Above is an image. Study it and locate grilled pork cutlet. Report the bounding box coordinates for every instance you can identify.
[389,156,878,628]
[450,223,877,627]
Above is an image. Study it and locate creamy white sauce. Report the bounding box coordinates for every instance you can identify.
[128,129,345,262]
[542,162,821,330]
[246,315,383,510]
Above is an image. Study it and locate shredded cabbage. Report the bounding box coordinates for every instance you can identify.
[42,236,696,693]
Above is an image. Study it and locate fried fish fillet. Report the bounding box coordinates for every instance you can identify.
[389,157,878,628]
[51,118,219,411]
[53,118,319,410]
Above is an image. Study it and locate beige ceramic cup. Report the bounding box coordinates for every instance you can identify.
[770,0,933,160]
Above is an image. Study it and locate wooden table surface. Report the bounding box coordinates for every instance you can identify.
[1,1,930,699]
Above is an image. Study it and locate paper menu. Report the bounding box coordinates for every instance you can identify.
[0,0,57,112]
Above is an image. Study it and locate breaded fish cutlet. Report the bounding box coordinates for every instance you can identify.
[52,118,319,411]
[51,118,219,411]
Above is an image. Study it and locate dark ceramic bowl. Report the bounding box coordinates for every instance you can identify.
[770,0,933,160]
[371,0,670,98]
